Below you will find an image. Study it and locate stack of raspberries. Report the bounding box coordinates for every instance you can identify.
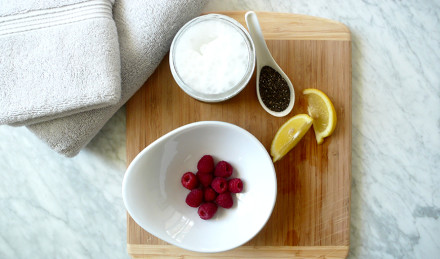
[181,155,244,220]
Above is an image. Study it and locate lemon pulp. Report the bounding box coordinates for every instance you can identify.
[270,114,313,162]
[303,88,337,144]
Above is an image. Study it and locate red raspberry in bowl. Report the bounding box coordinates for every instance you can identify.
[228,178,243,193]
[204,187,218,202]
[198,202,218,220]
[181,172,199,190]
[197,155,214,173]
[214,161,233,178]
[211,177,228,194]
[196,171,213,187]
[215,192,233,209]
[185,189,204,208]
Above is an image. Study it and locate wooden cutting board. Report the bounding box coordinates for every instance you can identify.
[126,11,351,259]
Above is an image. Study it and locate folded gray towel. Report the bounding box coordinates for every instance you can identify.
[0,0,121,126]
[27,0,206,156]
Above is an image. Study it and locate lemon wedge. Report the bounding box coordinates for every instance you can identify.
[270,114,313,162]
[303,88,337,144]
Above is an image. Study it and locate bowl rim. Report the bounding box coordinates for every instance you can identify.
[122,121,277,253]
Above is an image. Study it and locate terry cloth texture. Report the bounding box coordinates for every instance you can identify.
[0,0,121,126]
[27,0,206,156]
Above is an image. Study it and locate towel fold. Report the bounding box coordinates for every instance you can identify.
[0,0,121,126]
[27,0,206,156]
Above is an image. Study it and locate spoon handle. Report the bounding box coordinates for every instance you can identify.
[245,11,275,66]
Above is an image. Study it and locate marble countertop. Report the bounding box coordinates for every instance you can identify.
[1,0,439,258]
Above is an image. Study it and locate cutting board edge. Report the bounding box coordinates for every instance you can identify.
[127,244,349,259]
[204,11,351,41]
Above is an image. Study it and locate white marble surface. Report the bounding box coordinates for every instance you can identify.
[1,0,439,258]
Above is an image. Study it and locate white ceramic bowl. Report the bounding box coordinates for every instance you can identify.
[122,121,277,253]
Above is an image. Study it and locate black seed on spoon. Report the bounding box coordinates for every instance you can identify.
[259,66,291,112]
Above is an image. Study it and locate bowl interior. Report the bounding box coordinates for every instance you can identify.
[123,121,276,253]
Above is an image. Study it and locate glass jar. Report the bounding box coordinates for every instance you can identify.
[169,14,255,102]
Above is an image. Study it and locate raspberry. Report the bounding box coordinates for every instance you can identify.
[228,178,243,193]
[185,189,204,207]
[198,202,218,220]
[214,161,233,178]
[215,192,233,209]
[204,187,218,202]
[196,171,213,187]
[181,172,199,190]
[211,177,228,194]
[197,155,214,173]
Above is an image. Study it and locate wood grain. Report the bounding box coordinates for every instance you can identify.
[126,11,351,258]
[128,245,349,259]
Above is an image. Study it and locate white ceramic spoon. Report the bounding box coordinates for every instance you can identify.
[245,11,295,117]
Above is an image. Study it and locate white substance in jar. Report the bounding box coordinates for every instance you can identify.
[173,19,250,95]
